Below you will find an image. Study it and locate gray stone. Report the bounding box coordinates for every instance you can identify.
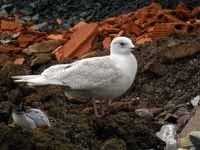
[30,22,48,31]
[32,14,39,21]
[30,54,51,66]
[135,108,153,118]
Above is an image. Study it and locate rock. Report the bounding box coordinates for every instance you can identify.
[21,16,32,22]
[32,14,39,21]
[30,22,48,31]
[0,8,7,17]
[160,38,200,60]
[100,138,127,150]
[20,7,33,15]
[30,54,51,66]
[180,106,200,138]
[23,40,64,55]
[135,108,153,118]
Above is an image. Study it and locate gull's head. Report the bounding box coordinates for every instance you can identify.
[110,37,135,55]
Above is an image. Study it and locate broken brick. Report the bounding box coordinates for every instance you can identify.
[0,44,21,53]
[47,34,64,40]
[175,3,191,20]
[18,34,36,48]
[62,23,98,59]
[102,37,111,49]
[14,57,25,65]
[136,36,153,45]
[54,46,64,63]
[121,22,141,35]
[1,20,22,30]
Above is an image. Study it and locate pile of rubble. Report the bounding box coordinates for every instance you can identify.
[1,3,200,65]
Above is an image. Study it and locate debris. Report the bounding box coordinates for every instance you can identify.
[156,124,177,150]
[102,37,111,49]
[180,106,200,138]
[0,44,21,53]
[47,34,64,40]
[62,22,98,59]
[30,22,48,31]
[100,138,127,150]
[14,57,25,65]
[179,131,200,149]
[191,96,200,107]
[17,34,36,48]
[23,40,64,55]
[30,54,51,66]
[135,108,153,118]
[1,20,22,30]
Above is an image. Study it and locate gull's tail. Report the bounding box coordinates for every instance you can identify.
[11,75,53,86]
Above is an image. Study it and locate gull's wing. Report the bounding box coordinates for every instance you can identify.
[42,56,122,89]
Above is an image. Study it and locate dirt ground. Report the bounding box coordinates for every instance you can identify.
[0,34,199,150]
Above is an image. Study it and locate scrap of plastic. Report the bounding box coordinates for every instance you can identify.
[156,124,177,150]
[191,95,200,107]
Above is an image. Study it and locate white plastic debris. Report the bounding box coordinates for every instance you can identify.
[156,124,177,150]
[191,96,200,107]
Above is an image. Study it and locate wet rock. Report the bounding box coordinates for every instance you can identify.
[31,54,51,66]
[100,138,127,150]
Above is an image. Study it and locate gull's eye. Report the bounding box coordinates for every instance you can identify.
[120,42,125,46]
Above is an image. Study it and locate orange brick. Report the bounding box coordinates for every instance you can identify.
[63,23,98,58]
[0,44,21,53]
[1,20,22,30]
[14,57,25,65]
[102,37,112,49]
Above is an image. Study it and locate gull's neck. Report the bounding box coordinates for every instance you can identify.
[111,52,137,75]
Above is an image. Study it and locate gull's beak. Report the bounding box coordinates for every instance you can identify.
[129,46,136,52]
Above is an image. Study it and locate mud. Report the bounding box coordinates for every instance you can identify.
[0,34,200,150]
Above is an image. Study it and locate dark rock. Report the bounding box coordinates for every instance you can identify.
[30,54,51,67]
[100,138,127,150]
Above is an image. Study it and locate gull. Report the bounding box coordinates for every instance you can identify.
[12,36,138,117]
[12,102,51,131]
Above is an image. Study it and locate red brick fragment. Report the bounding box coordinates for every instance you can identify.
[14,57,25,65]
[62,23,98,59]
[102,37,111,49]
[175,3,191,19]
[47,34,64,40]
[0,44,21,53]
[121,22,141,35]
[1,20,22,30]
[18,34,36,48]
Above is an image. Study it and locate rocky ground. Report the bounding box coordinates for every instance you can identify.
[0,1,200,150]
[0,34,200,150]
